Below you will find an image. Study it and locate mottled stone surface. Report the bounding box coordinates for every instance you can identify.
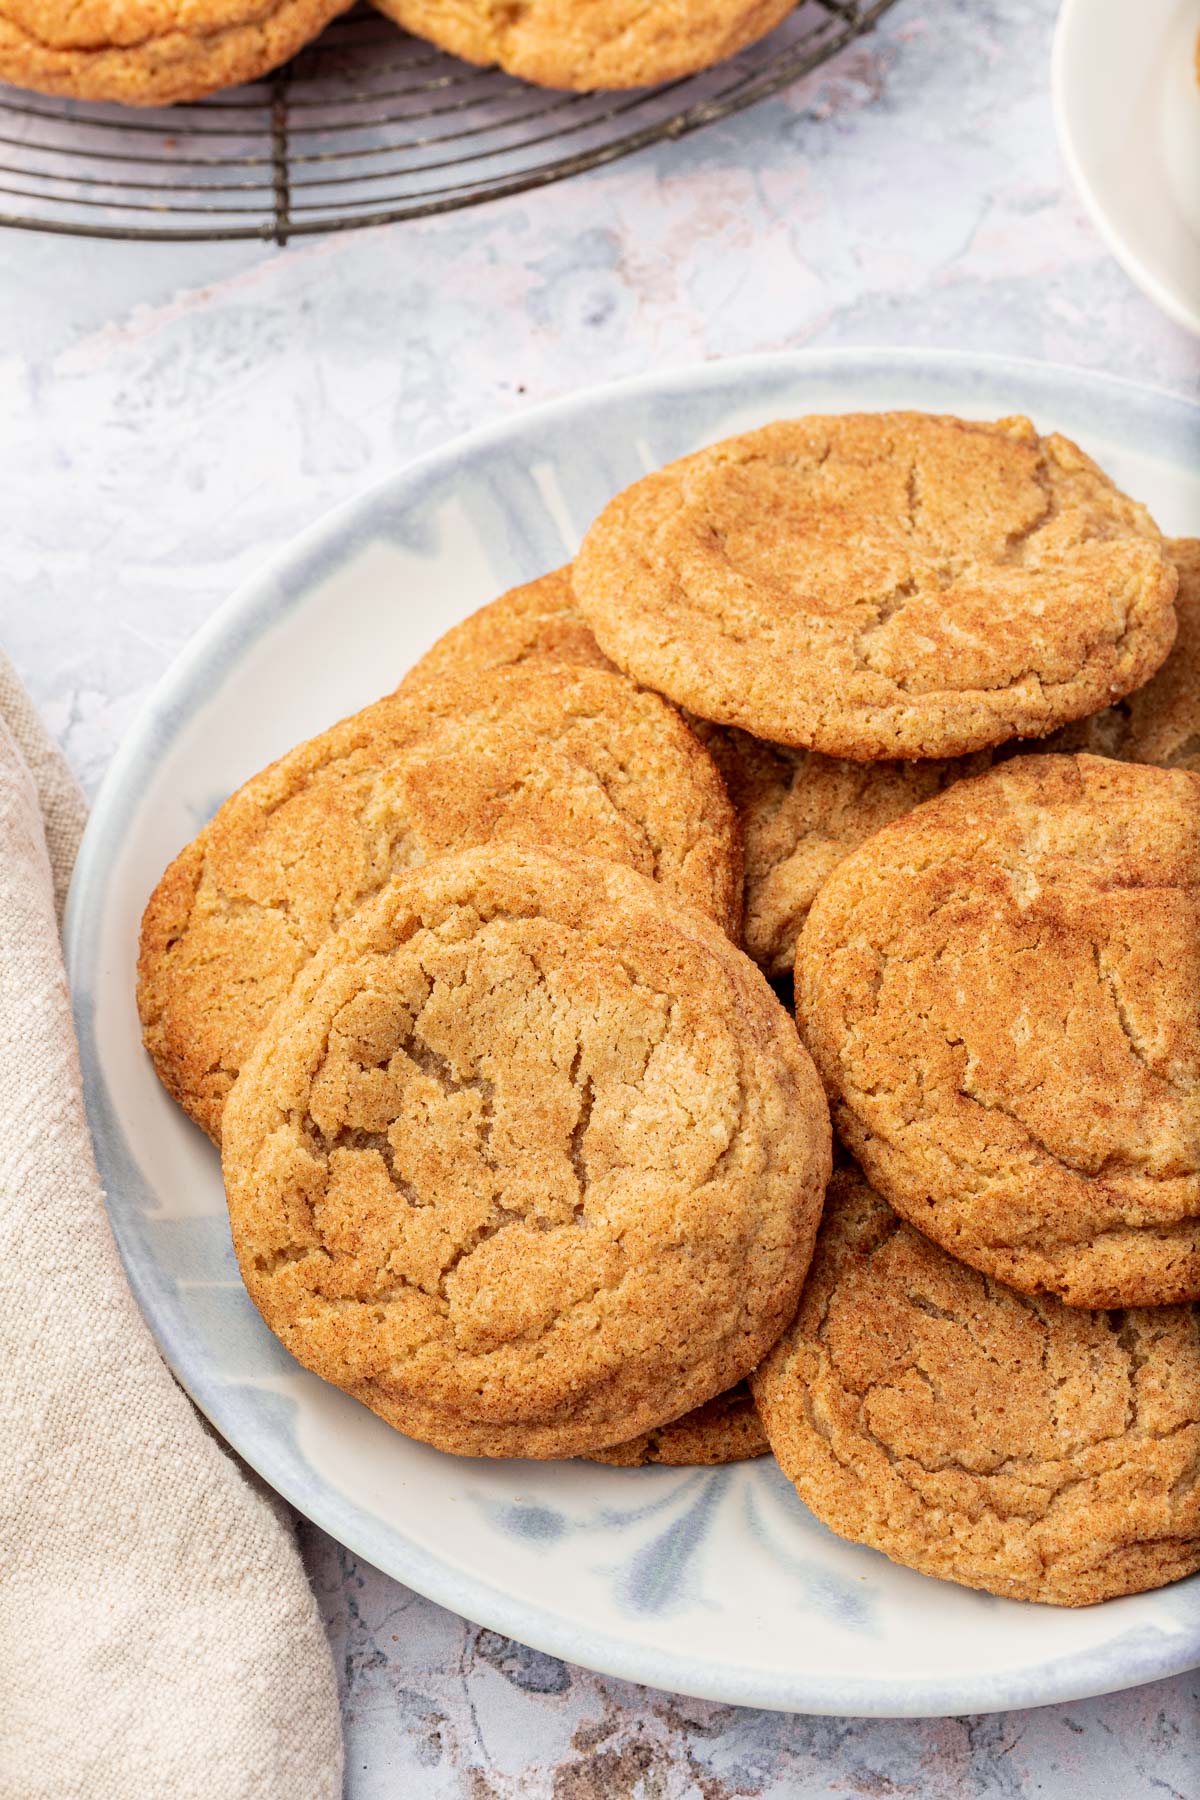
[3,0,1198,1791]
[307,1525,1199,1799]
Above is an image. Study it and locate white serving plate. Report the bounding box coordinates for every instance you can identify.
[66,350,1200,1718]
[1054,0,1200,336]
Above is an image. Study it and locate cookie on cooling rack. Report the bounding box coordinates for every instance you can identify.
[586,1382,768,1467]
[795,753,1200,1309]
[138,661,741,1141]
[372,0,798,90]
[752,1165,1200,1606]
[572,412,1178,761]
[0,0,354,105]
[220,845,831,1459]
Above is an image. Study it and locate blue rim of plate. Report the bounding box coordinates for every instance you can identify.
[65,348,1200,1717]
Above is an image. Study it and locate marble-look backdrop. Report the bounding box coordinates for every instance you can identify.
[307,1523,1199,1800]
[2,0,1197,1793]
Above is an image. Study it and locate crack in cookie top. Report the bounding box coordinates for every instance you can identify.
[572,412,1178,761]
[371,0,798,91]
[795,754,1200,1309]
[752,1166,1200,1606]
[137,661,741,1142]
[220,846,831,1459]
[0,0,354,103]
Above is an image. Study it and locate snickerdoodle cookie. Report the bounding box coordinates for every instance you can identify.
[221,846,832,1459]
[138,663,740,1141]
[0,0,352,105]
[400,577,838,987]
[725,537,1200,977]
[795,754,1200,1309]
[1046,538,1200,770]
[752,1166,1200,1605]
[398,568,616,695]
[587,1382,767,1466]
[728,535,1200,979]
[572,413,1178,761]
[707,729,993,978]
[372,0,797,91]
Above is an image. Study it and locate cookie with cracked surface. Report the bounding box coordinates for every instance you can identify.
[399,570,749,848]
[138,661,741,1142]
[795,753,1200,1309]
[752,1165,1200,1606]
[221,845,832,1459]
[371,0,798,91]
[397,567,617,695]
[1045,538,1200,771]
[718,534,1199,977]
[705,726,993,979]
[572,412,1178,761]
[726,528,1196,978]
[397,573,848,979]
[0,0,353,105]
[586,1382,768,1466]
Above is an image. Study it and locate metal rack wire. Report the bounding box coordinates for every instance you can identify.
[0,0,896,242]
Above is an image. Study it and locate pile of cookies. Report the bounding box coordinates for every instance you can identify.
[138,409,1200,1607]
[0,0,796,108]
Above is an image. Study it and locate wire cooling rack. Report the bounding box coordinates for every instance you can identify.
[0,0,897,242]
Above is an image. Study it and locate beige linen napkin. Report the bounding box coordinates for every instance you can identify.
[0,655,343,1800]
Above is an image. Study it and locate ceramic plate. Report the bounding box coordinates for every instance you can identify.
[66,350,1200,1718]
[1054,0,1200,336]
